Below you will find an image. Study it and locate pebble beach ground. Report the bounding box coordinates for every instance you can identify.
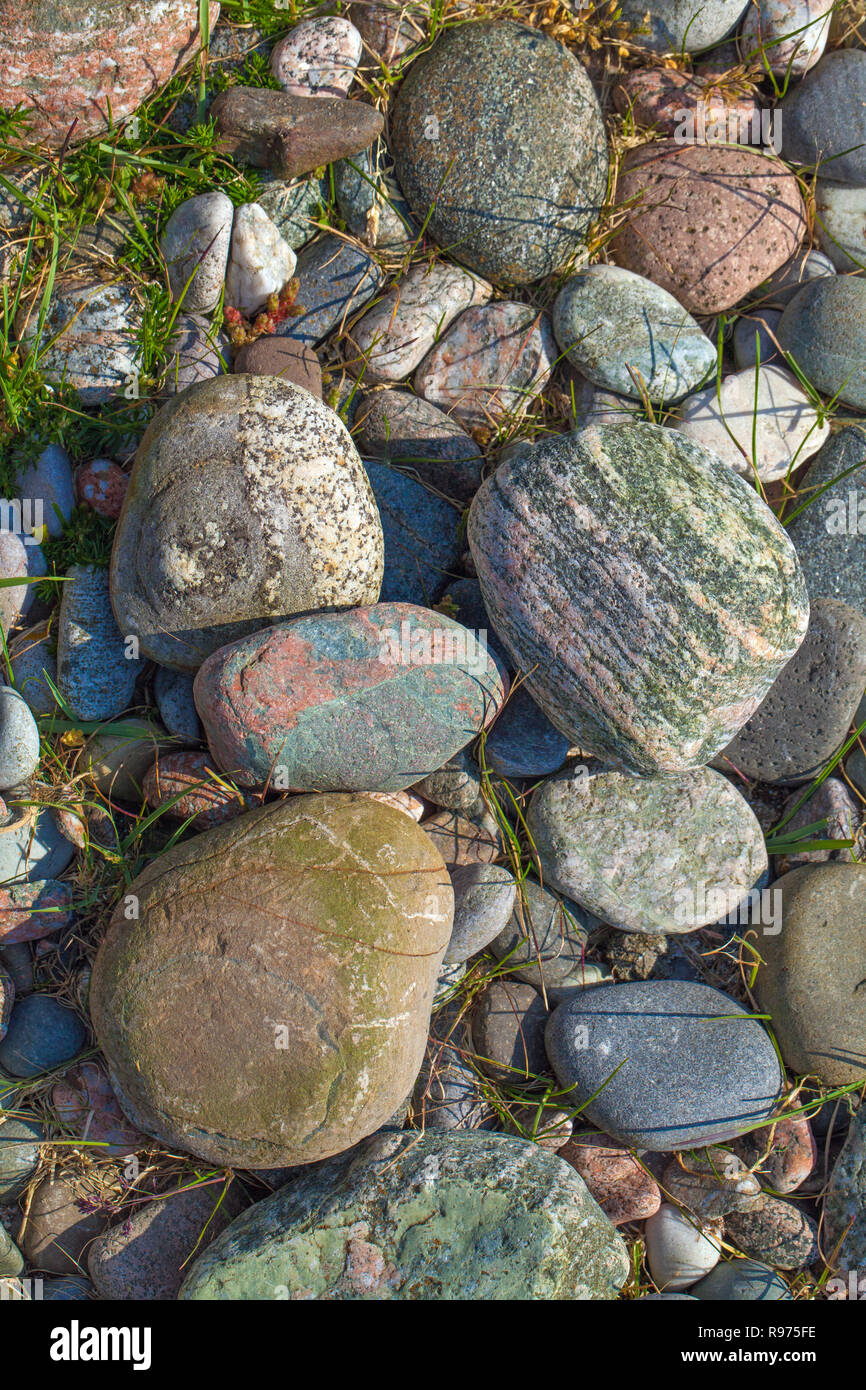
[0,0,865,1318]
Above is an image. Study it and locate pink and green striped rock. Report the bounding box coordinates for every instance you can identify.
[467,422,809,775]
[194,603,507,791]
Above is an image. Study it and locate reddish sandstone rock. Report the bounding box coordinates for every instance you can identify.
[0,880,72,946]
[731,1115,817,1194]
[559,1137,662,1225]
[51,1060,145,1158]
[75,459,128,519]
[0,1,218,148]
[143,751,251,831]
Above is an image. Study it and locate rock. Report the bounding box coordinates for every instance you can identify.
[526,765,767,934]
[0,532,45,645]
[180,1129,629,1300]
[110,375,383,671]
[824,1106,866,1270]
[88,1181,243,1300]
[489,877,595,990]
[349,1,425,61]
[0,1112,43,1199]
[0,1224,23,1278]
[160,192,234,314]
[365,459,461,606]
[20,1172,109,1276]
[444,863,517,964]
[0,880,72,946]
[356,391,483,504]
[153,667,201,743]
[0,960,12,1038]
[14,443,75,537]
[414,302,555,429]
[718,601,866,783]
[786,427,866,611]
[0,164,42,230]
[422,810,498,872]
[143,750,250,829]
[815,180,866,272]
[51,1061,144,1158]
[279,233,383,347]
[758,248,835,306]
[364,789,424,822]
[612,66,761,140]
[81,718,175,803]
[0,994,85,1077]
[41,1276,94,1300]
[90,795,453,1168]
[778,279,866,410]
[690,1258,792,1299]
[333,138,415,249]
[470,980,548,1079]
[545,980,783,1150]
[754,864,866,1086]
[225,203,297,317]
[210,86,383,179]
[255,173,324,249]
[1,942,34,996]
[662,1148,764,1218]
[57,564,141,721]
[162,313,228,394]
[483,685,570,779]
[75,459,128,519]
[0,804,74,884]
[618,0,747,51]
[0,0,215,146]
[413,1000,490,1131]
[270,15,361,99]
[415,748,480,813]
[732,309,783,369]
[233,335,322,397]
[645,1204,722,1291]
[390,21,608,285]
[195,604,503,791]
[726,1197,818,1269]
[559,1139,662,1225]
[553,266,715,404]
[504,1105,573,1151]
[740,0,831,74]
[612,142,806,315]
[9,628,57,717]
[846,746,866,796]
[781,48,866,183]
[433,958,465,1007]
[0,686,39,788]
[467,423,809,775]
[731,1116,817,1194]
[350,261,491,385]
[16,277,142,406]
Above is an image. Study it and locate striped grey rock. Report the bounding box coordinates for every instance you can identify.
[349,261,491,384]
[786,426,866,613]
[526,766,767,935]
[355,390,483,504]
[16,278,142,406]
[160,192,234,314]
[489,876,596,990]
[110,375,383,671]
[467,422,809,775]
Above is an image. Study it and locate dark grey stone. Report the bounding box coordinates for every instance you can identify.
[278,234,382,346]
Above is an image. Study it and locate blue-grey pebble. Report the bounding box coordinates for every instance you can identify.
[758,248,835,308]
[57,564,143,721]
[0,1111,43,1198]
[690,1258,792,1300]
[484,684,570,778]
[489,875,595,989]
[13,444,75,538]
[0,686,40,788]
[0,942,33,995]
[618,0,747,52]
[153,666,202,742]
[781,49,866,185]
[786,426,866,613]
[733,309,783,369]
[9,632,57,716]
[0,994,86,1078]
[777,277,866,411]
[278,234,383,346]
[445,862,517,964]
[334,138,416,248]
[365,459,460,605]
[0,806,74,885]
[256,173,326,250]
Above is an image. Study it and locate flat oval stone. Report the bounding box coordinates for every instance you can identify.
[815,180,866,272]
[754,864,866,1086]
[467,422,809,775]
[471,979,548,1079]
[349,261,491,384]
[781,48,866,184]
[160,192,234,314]
[414,748,480,813]
[16,277,142,405]
[90,795,453,1167]
[414,302,555,429]
[233,335,322,397]
[143,751,251,829]
[0,805,74,884]
[645,1204,722,1290]
[14,443,75,537]
[483,685,570,778]
[690,1258,792,1299]
[544,980,783,1150]
[356,391,483,504]
[553,265,715,403]
[739,0,831,74]
[390,21,608,286]
[779,278,866,411]
[365,459,461,606]
[527,766,767,934]
[675,365,830,482]
[0,993,85,1077]
[612,142,806,315]
[153,667,202,742]
[270,16,362,98]
[618,0,747,51]
[445,863,517,964]
[0,880,72,946]
[278,233,383,346]
[195,603,505,792]
[179,1129,629,1300]
[560,1138,662,1225]
[717,600,866,783]
[732,1115,817,1194]
[110,375,383,671]
[0,685,39,788]
[58,564,142,721]
[9,629,57,717]
[489,876,595,990]
[786,427,866,611]
[161,313,228,396]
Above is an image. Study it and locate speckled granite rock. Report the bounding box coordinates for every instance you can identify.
[90,795,452,1167]
[391,22,608,285]
[560,1138,662,1225]
[468,423,809,775]
[618,0,747,52]
[356,390,483,503]
[110,375,383,671]
[545,980,783,1150]
[16,277,142,405]
[194,604,505,792]
[754,864,866,1085]
[333,138,416,249]
[415,302,555,429]
[365,459,461,606]
[256,173,325,249]
[489,876,596,989]
[778,279,866,411]
[786,427,866,612]
[278,233,383,347]
[180,1129,629,1300]
[824,1106,866,1269]
[350,261,491,384]
[730,1115,817,1194]
[527,766,767,934]
[270,16,362,98]
[726,1198,818,1269]
[781,48,866,183]
[57,564,142,721]
[160,192,233,314]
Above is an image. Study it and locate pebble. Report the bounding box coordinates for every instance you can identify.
[726,1197,819,1269]
[143,751,251,829]
[740,0,831,73]
[110,375,383,671]
[41,1276,94,1301]
[0,804,74,884]
[355,390,483,503]
[662,1148,764,1218]
[787,427,866,611]
[333,138,416,249]
[415,748,481,813]
[391,21,608,285]
[14,443,75,537]
[0,993,85,1077]
[613,66,760,139]
[17,276,140,404]
[471,980,548,1079]
[0,685,40,789]
[824,1105,866,1269]
[90,796,453,1167]
[732,309,783,369]
[9,629,57,717]
[270,16,363,98]
[545,979,783,1150]
[483,685,570,779]
[278,233,383,347]
[74,459,128,520]
[815,180,866,272]
[225,203,297,317]
[195,603,503,791]
[489,876,595,990]
[350,261,491,384]
[731,1115,817,1194]
[758,247,836,306]
[162,313,228,395]
[20,1172,109,1275]
[0,880,72,946]
[153,667,202,743]
[618,0,747,52]
[0,1223,23,1278]
[415,302,556,429]
[527,765,767,935]
[349,1,424,60]
[0,1112,43,1199]
[365,459,461,606]
[445,863,518,964]
[612,142,807,314]
[160,192,233,314]
[233,335,322,397]
[560,1139,662,1225]
[0,960,12,1038]
[81,718,175,804]
[51,1060,144,1158]
[468,422,809,774]
[782,278,866,413]
[755,864,866,1086]
[0,530,41,637]
[553,266,716,404]
[57,564,142,721]
[690,1258,792,1299]
[781,48,866,183]
[645,1204,722,1291]
[256,173,325,249]
[211,85,383,180]
[718,600,866,783]
[422,810,499,872]
[180,1130,629,1300]
[413,1000,490,1131]
[505,1105,573,1151]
